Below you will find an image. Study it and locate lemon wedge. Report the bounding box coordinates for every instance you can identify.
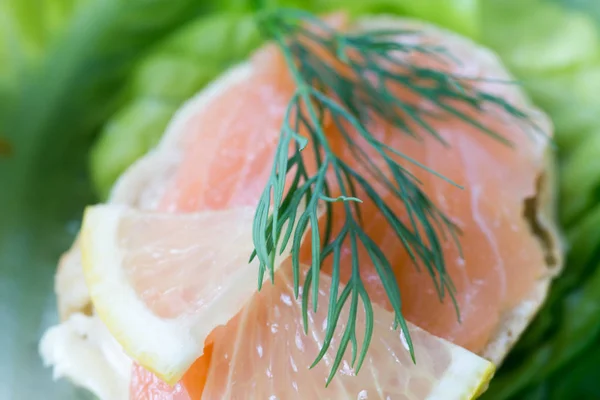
[80,204,294,384]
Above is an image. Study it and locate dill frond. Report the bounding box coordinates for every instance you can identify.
[251,8,540,385]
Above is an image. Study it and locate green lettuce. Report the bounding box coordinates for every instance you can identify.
[0,1,216,398]
[478,1,600,398]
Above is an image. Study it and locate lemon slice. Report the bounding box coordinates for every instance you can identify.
[198,265,495,399]
[80,204,296,384]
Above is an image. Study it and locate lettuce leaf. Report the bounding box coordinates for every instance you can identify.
[479,2,600,397]
[482,0,599,73]
[0,1,215,398]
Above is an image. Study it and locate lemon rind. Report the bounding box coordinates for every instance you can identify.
[426,343,495,400]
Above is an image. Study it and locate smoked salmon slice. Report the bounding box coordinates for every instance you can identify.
[123,15,560,399]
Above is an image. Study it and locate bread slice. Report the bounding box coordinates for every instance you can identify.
[51,15,563,388]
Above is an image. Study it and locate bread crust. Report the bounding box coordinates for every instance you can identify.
[55,16,563,367]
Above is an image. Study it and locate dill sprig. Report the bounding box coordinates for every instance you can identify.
[251,8,538,384]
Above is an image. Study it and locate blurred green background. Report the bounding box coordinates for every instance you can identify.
[1,0,600,399]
